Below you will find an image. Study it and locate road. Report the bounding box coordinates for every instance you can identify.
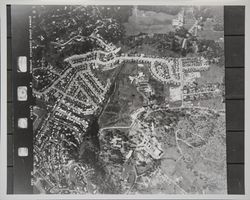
[35,33,211,105]
[37,51,209,97]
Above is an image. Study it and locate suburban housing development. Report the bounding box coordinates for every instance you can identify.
[31,5,226,194]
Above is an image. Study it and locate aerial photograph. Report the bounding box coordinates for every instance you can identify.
[30,5,226,194]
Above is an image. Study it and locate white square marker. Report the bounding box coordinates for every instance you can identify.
[18,118,28,129]
[17,86,28,101]
[17,56,27,72]
[18,147,29,157]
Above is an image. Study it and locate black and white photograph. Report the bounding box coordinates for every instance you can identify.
[18,5,227,194]
[0,0,249,199]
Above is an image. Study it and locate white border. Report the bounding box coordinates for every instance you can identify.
[1,0,249,199]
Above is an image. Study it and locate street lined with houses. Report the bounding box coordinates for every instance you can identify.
[31,5,226,194]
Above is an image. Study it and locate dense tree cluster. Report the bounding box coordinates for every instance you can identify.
[78,120,121,193]
[99,6,133,23]
[197,39,224,66]
[94,18,125,44]
[213,23,224,31]
[32,5,129,67]
[122,27,193,56]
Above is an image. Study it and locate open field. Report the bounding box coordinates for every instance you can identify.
[197,20,224,41]
[99,63,144,128]
[124,7,176,35]
[197,64,224,85]
[33,106,48,131]
[198,97,225,110]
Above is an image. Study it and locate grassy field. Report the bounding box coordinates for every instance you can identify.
[123,7,176,35]
[33,106,48,131]
[99,63,144,128]
[197,64,224,85]
[197,20,224,41]
[199,97,225,110]
[196,6,224,40]
[193,64,225,110]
